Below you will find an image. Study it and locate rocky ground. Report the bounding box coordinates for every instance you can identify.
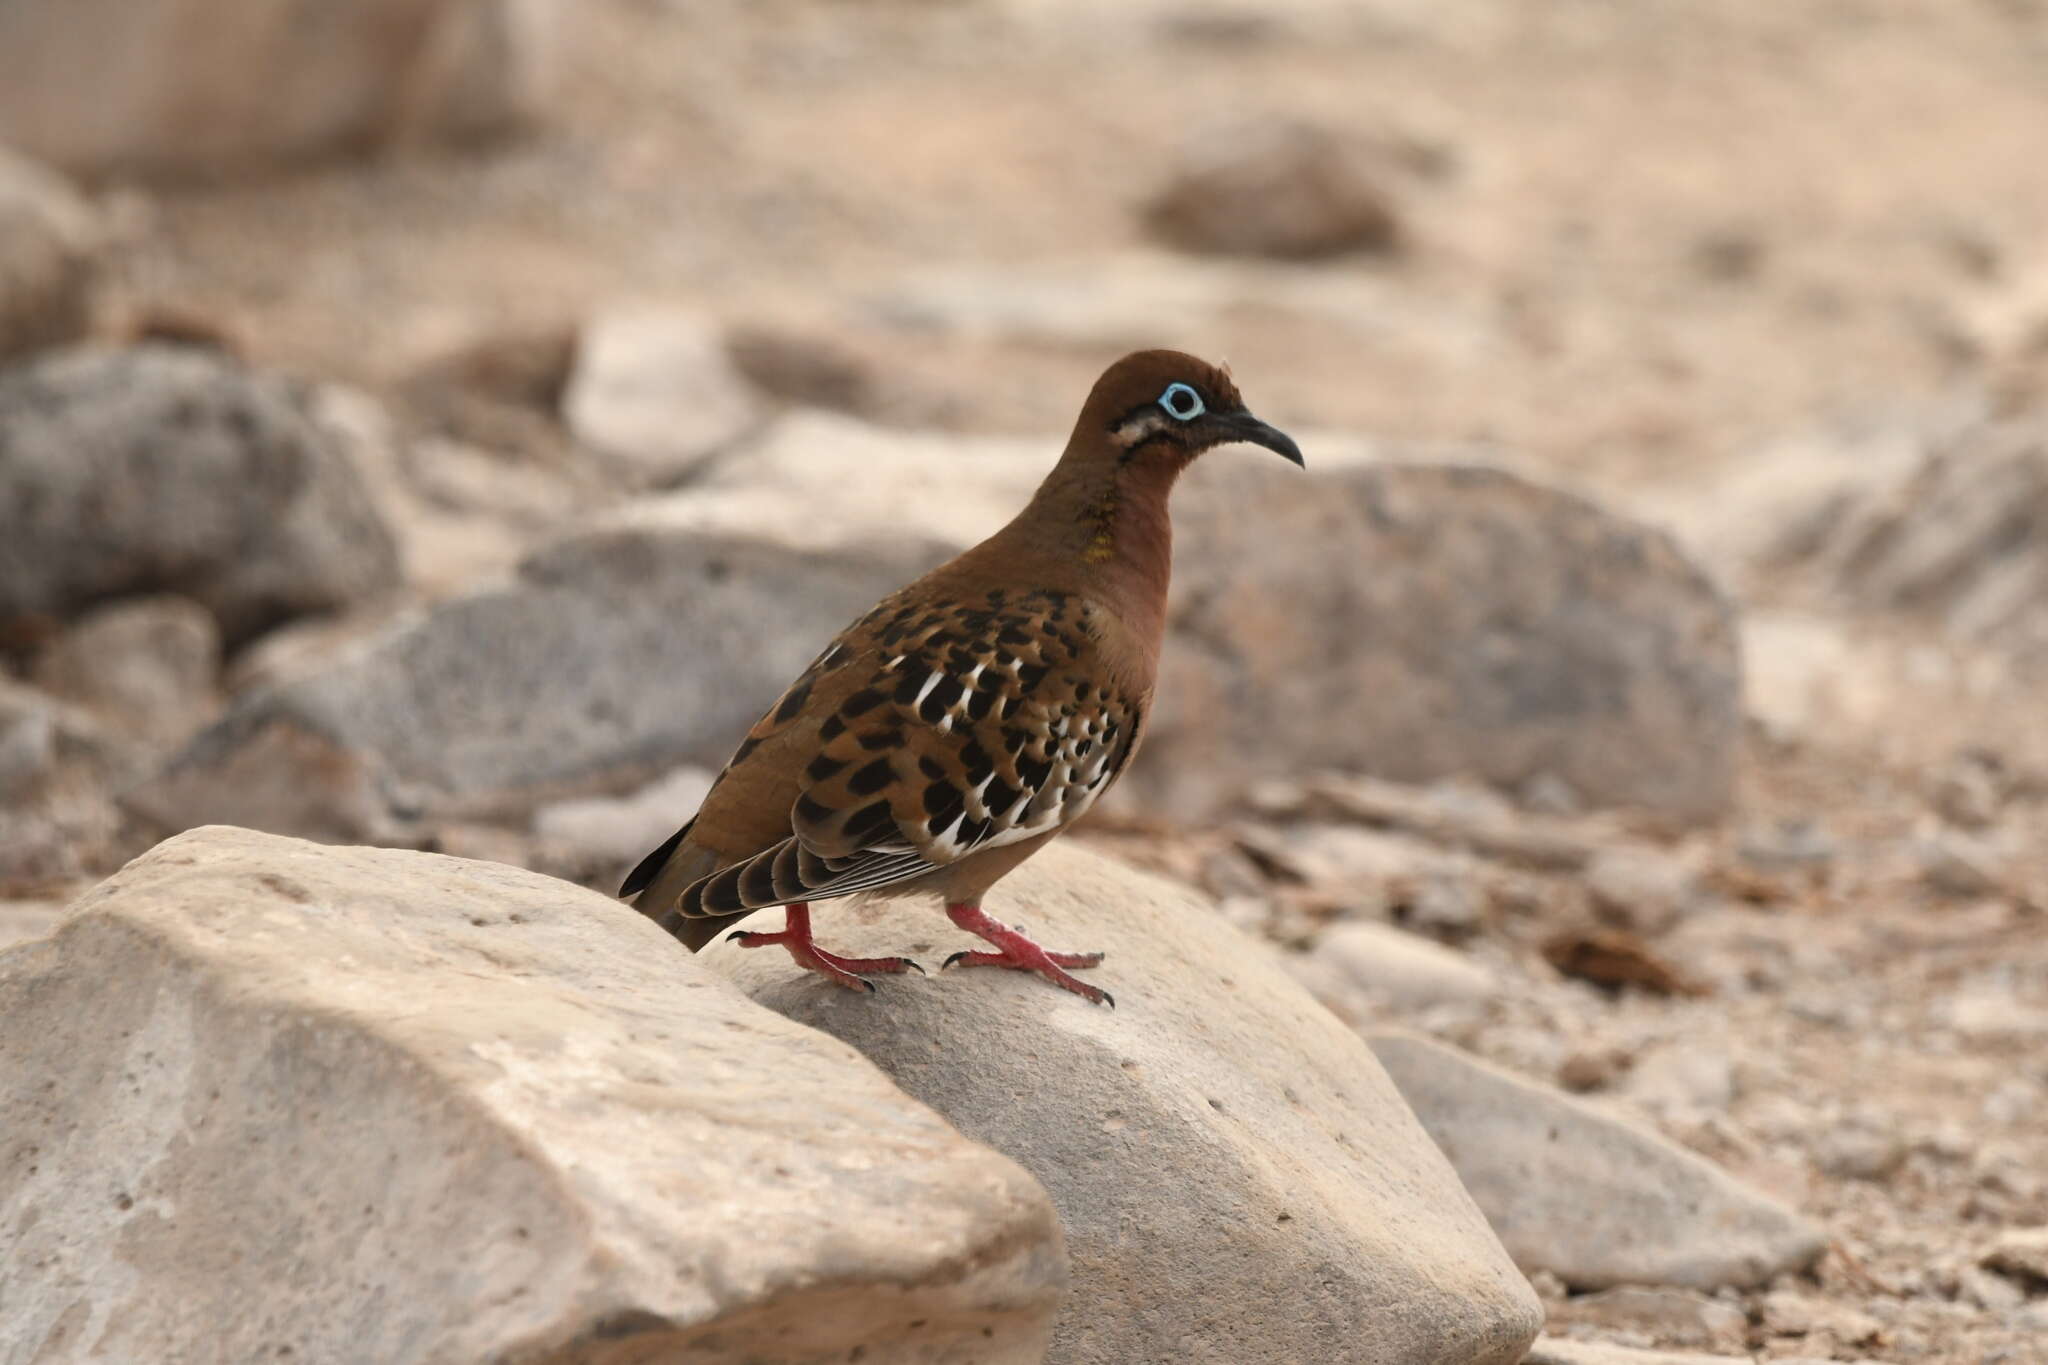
[5,1,2048,1362]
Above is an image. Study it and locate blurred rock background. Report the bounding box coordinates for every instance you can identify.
[4,1,2048,1361]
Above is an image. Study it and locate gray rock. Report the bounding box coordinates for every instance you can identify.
[1139,464,1742,824]
[0,147,98,363]
[1546,1286,1749,1353]
[0,684,56,803]
[1524,1335,1748,1365]
[1800,414,2048,662]
[564,308,763,484]
[1369,1032,1827,1291]
[1585,847,1700,936]
[0,826,1064,1363]
[0,898,62,951]
[1143,119,1403,260]
[32,594,221,748]
[133,520,942,839]
[0,347,401,646]
[1294,919,1498,1016]
[533,763,719,869]
[1916,827,2010,899]
[1983,1225,2048,1289]
[702,843,1545,1365]
[1621,1041,1736,1121]
[0,0,563,177]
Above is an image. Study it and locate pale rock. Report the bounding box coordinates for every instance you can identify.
[702,842,1545,1365]
[1796,414,2048,662]
[533,764,718,869]
[1523,1335,1748,1365]
[0,0,563,178]
[0,826,1065,1363]
[313,383,590,601]
[134,519,940,839]
[1623,1041,1736,1120]
[564,308,763,484]
[1143,119,1403,260]
[1295,919,1498,1017]
[1585,846,1699,936]
[32,595,221,749]
[0,684,57,803]
[1251,774,1605,873]
[1810,1121,1908,1182]
[0,346,401,646]
[1916,828,2010,898]
[621,408,1048,553]
[1370,1032,1827,1291]
[1983,1226,2048,1289]
[1959,1264,2027,1313]
[869,253,1504,368]
[0,147,99,362]
[1403,865,1490,940]
[1936,984,2048,1042]
[0,899,63,951]
[1546,1286,1749,1353]
[1759,1290,1884,1344]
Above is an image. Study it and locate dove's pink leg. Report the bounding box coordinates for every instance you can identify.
[729,903,923,992]
[941,902,1112,1007]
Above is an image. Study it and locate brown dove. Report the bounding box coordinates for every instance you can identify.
[621,349,1302,1005]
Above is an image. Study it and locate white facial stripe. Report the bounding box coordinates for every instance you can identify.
[1115,411,1170,448]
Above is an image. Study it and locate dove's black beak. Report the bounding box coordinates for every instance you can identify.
[1221,411,1305,467]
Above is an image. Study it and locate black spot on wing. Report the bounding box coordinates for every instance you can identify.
[841,688,887,718]
[774,677,813,724]
[843,799,897,844]
[847,756,894,797]
[619,817,694,898]
[919,674,966,723]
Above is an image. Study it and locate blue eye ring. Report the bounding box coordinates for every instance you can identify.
[1159,382,1204,421]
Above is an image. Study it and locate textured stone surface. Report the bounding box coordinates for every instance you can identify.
[1290,919,1498,1016]
[133,520,940,839]
[0,147,98,362]
[701,842,1545,1365]
[32,595,221,749]
[0,899,62,952]
[0,0,563,177]
[563,308,763,484]
[1794,414,2048,663]
[1143,120,1403,260]
[1370,1032,1827,1291]
[0,347,401,646]
[0,683,57,803]
[1524,1338,1749,1365]
[0,826,1065,1364]
[1145,462,1742,824]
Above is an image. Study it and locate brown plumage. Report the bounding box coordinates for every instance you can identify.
[621,349,1302,1004]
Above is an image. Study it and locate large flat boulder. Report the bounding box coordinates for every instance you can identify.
[1370,1032,1827,1292]
[1144,461,1741,823]
[701,842,1545,1365]
[131,521,943,839]
[0,346,401,647]
[0,826,1064,1363]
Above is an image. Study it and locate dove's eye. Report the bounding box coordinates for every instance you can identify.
[1158,382,1204,421]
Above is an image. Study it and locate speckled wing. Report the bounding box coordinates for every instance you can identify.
[675,587,1143,917]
